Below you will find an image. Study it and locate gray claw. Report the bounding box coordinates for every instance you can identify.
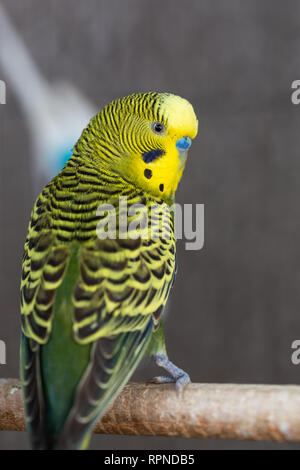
[150,353,191,393]
[175,372,191,394]
[148,376,175,384]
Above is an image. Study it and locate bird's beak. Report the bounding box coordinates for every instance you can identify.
[176,137,192,170]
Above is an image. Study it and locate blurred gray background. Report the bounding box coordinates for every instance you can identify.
[1,0,300,450]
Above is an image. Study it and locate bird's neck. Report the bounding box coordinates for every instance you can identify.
[65,152,175,207]
[48,154,174,245]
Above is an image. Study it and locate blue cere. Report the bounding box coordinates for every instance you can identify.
[176,136,192,151]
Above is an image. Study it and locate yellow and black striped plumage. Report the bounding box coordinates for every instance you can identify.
[20,92,198,449]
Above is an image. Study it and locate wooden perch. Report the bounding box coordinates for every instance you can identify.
[1,379,300,442]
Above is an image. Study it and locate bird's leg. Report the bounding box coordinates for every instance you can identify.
[149,353,191,393]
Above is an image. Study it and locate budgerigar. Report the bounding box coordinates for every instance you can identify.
[20,92,198,450]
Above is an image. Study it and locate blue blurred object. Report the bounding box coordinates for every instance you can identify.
[0,3,97,193]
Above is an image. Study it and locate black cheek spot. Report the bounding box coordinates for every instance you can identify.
[159,184,164,192]
[144,169,152,179]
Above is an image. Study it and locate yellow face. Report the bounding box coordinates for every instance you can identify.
[115,93,198,202]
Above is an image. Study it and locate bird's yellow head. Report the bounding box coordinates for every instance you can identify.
[76,92,198,202]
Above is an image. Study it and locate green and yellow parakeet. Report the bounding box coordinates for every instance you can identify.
[20,92,198,449]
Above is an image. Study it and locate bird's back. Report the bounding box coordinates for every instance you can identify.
[20,156,176,449]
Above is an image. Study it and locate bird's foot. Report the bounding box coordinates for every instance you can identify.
[148,353,191,394]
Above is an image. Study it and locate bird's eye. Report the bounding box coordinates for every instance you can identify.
[152,122,166,135]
